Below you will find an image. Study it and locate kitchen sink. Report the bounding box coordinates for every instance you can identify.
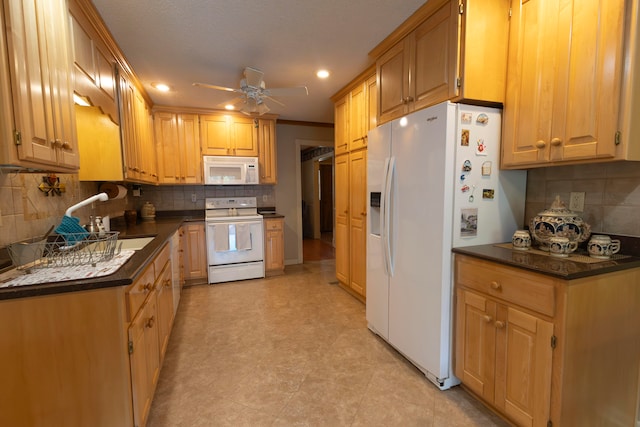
[117,237,155,251]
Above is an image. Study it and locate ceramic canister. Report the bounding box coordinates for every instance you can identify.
[587,235,621,259]
[512,230,531,250]
[549,236,578,257]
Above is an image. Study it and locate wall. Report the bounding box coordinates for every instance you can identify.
[275,123,334,264]
[0,172,129,247]
[525,161,640,236]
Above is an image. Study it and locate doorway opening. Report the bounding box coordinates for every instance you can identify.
[301,146,335,261]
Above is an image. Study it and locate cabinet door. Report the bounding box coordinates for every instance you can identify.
[177,113,201,183]
[350,83,367,151]
[334,95,349,155]
[5,0,78,170]
[200,114,231,155]
[231,116,259,156]
[156,262,174,362]
[503,0,624,168]
[377,40,410,124]
[495,306,553,427]
[366,74,377,133]
[549,0,624,162]
[184,222,207,280]
[334,153,350,285]
[128,294,159,427]
[257,118,277,184]
[349,149,366,297]
[155,111,180,183]
[412,0,458,111]
[118,73,140,180]
[502,0,557,167]
[455,289,497,402]
[133,90,157,182]
[264,218,284,273]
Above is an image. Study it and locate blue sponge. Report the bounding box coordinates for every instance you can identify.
[55,215,89,245]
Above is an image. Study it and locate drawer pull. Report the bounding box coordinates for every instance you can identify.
[490,281,501,291]
[495,321,505,329]
[483,315,492,323]
[146,316,155,328]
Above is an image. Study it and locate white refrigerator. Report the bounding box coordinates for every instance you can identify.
[366,101,526,390]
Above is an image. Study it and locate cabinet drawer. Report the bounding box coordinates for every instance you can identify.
[455,255,556,317]
[264,219,283,231]
[126,263,155,320]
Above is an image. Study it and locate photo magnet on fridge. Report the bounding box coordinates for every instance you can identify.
[461,129,470,146]
[482,189,495,199]
[476,139,488,156]
[460,208,478,237]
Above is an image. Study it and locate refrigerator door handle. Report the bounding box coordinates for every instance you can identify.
[383,156,396,276]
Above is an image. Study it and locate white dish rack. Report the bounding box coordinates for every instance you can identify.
[8,231,121,272]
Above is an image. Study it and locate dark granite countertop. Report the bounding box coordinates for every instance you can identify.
[0,216,194,301]
[260,213,285,219]
[453,243,640,280]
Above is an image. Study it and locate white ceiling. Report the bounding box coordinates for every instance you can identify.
[91,0,427,124]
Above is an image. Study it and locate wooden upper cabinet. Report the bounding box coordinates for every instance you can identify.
[349,82,367,151]
[68,0,118,125]
[1,0,79,171]
[155,111,201,184]
[502,0,626,168]
[257,118,277,184]
[334,95,349,155]
[118,71,157,183]
[200,113,258,156]
[374,0,510,124]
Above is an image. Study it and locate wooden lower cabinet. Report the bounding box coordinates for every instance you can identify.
[264,217,284,275]
[456,289,553,426]
[454,254,640,426]
[183,222,207,281]
[128,291,160,427]
[0,239,181,427]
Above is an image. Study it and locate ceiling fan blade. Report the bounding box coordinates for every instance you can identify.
[243,67,264,88]
[265,86,309,97]
[193,82,243,93]
[263,95,285,107]
[215,96,245,109]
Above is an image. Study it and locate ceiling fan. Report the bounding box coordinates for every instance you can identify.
[193,67,308,115]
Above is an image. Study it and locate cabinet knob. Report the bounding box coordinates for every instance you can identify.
[535,140,546,149]
[61,141,71,149]
[164,279,171,288]
[361,212,367,217]
[490,281,501,291]
[495,321,505,329]
[483,315,493,323]
[403,96,414,103]
[550,137,563,146]
[142,282,154,291]
[146,316,155,328]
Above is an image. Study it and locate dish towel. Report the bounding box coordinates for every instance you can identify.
[214,224,230,252]
[235,223,252,251]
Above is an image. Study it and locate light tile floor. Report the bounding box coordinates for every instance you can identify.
[148,259,509,426]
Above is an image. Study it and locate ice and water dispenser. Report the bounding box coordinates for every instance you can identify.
[370,192,381,236]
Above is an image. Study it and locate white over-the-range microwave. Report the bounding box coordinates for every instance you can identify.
[203,156,260,185]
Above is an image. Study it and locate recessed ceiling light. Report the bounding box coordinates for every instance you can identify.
[151,82,171,92]
[316,69,330,79]
[224,104,235,111]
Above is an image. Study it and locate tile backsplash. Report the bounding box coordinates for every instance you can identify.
[135,184,275,211]
[0,172,129,247]
[525,161,640,236]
